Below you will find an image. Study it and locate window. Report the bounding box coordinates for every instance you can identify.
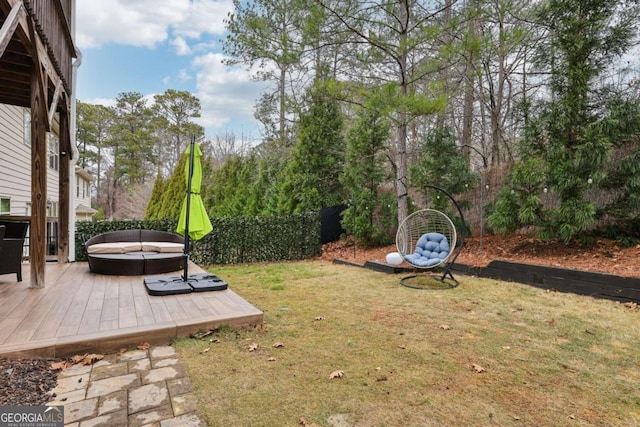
[76,179,80,198]
[1,197,10,214]
[48,134,59,171]
[23,109,31,146]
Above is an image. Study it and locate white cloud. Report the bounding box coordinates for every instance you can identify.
[76,0,231,49]
[171,37,192,55]
[172,0,234,38]
[178,69,192,82]
[192,53,266,134]
[76,0,189,49]
[79,97,116,107]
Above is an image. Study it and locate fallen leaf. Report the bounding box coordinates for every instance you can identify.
[329,369,344,379]
[249,343,259,352]
[512,415,521,420]
[314,316,324,321]
[210,338,221,343]
[299,418,320,427]
[81,354,104,365]
[50,360,72,371]
[70,353,104,366]
[71,353,87,364]
[267,357,276,362]
[439,324,451,330]
[137,342,151,350]
[472,364,485,373]
[548,318,556,326]
[272,342,285,348]
[200,347,210,354]
[398,344,407,349]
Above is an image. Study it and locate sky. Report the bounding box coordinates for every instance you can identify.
[74,0,268,142]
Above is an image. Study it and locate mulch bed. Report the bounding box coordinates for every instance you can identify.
[0,358,60,406]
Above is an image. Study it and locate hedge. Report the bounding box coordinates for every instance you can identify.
[75,213,322,265]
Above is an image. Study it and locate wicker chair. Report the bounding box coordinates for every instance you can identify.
[0,221,29,282]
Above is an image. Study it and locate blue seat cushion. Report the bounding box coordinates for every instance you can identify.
[406,232,450,267]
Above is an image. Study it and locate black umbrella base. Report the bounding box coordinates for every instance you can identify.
[144,273,228,296]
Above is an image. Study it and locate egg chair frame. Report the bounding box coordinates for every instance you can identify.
[395,185,466,289]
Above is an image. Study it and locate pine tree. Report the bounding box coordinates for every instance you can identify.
[340,106,392,246]
[489,0,640,242]
[277,82,345,214]
[156,153,188,221]
[144,170,166,220]
[409,127,479,212]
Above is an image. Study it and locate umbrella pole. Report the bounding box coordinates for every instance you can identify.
[183,135,196,282]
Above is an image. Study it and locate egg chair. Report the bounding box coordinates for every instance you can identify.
[395,185,465,289]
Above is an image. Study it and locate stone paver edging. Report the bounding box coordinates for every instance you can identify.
[47,345,205,427]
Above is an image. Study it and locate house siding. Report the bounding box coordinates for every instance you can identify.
[0,104,60,216]
[74,167,95,221]
[0,104,31,215]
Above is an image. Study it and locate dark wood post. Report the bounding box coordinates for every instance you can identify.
[58,107,70,263]
[30,67,47,288]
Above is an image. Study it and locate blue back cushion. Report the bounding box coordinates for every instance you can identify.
[406,232,450,267]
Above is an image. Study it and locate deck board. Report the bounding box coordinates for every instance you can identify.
[0,261,263,358]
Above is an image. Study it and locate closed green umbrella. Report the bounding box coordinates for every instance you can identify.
[177,140,212,240]
[144,136,226,295]
[177,137,212,282]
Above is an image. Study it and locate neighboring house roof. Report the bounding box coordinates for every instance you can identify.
[76,204,97,214]
[75,166,94,182]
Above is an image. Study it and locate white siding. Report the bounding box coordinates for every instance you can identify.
[0,105,31,215]
[0,104,60,216]
[75,174,94,220]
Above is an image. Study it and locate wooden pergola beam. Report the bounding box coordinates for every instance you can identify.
[0,0,24,58]
[48,79,62,126]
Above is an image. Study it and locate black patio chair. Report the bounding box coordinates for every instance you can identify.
[0,221,29,282]
[0,225,5,256]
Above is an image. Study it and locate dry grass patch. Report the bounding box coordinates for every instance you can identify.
[175,261,640,427]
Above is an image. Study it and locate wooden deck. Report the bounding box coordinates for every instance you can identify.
[0,262,263,359]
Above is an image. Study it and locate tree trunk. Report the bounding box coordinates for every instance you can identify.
[396,0,410,226]
[461,49,475,159]
[279,66,286,145]
[396,122,409,225]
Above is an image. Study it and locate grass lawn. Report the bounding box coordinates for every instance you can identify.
[174,260,640,427]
